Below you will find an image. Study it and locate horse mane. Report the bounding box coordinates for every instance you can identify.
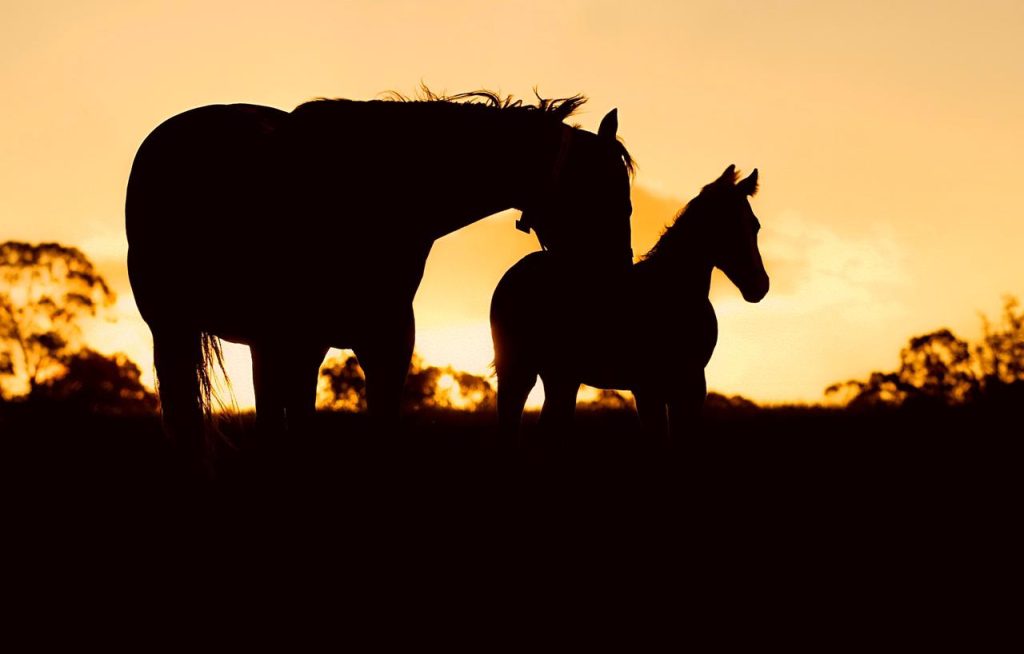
[295,85,635,176]
[641,169,748,263]
[382,84,588,121]
[299,83,584,119]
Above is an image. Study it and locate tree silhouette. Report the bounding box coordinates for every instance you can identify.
[977,296,1024,387]
[318,352,496,411]
[974,296,1024,407]
[0,242,115,398]
[898,329,978,405]
[827,296,1024,409]
[827,330,977,408]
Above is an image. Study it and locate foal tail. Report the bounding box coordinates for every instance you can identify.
[153,329,232,473]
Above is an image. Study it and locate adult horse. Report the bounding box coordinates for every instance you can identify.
[491,165,767,444]
[126,91,633,463]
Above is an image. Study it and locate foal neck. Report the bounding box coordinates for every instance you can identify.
[642,219,716,299]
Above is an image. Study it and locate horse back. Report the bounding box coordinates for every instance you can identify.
[126,105,293,322]
[127,104,288,240]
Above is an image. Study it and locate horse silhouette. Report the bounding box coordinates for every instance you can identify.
[126,91,634,466]
[490,165,768,443]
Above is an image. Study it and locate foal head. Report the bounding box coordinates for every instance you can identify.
[699,165,769,302]
[646,165,769,302]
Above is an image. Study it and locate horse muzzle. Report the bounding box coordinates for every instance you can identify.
[741,274,770,303]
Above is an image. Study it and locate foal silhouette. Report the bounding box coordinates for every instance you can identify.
[126,91,634,466]
[491,166,768,443]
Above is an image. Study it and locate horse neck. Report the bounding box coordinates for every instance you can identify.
[642,221,716,299]
[423,111,565,235]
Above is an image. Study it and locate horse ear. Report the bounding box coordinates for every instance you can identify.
[716,164,736,186]
[598,109,618,139]
[739,168,759,196]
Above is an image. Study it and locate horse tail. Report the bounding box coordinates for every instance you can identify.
[196,332,231,421]
[153,328,232,474]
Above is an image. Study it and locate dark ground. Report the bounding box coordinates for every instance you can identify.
[2,404,1016,635]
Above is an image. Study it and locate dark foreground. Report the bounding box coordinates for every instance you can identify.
[2,404,1016,633]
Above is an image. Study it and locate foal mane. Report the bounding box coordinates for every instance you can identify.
[641,169,750,263]
[295,85,635,176]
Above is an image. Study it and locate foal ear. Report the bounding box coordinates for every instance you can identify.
[598,109,618,139]
[738,169,759,196]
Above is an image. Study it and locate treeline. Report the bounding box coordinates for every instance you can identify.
[4,241,1023,418]
[826,296,1024,410]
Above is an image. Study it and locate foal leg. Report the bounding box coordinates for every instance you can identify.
[667,373,707,444]
[495,367,537,448]
[538,375,579,447]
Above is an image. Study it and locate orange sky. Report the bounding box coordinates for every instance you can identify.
[3,0,1023,405]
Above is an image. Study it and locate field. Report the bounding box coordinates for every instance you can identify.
[3,403,1014,631]
[5,405,1013,532]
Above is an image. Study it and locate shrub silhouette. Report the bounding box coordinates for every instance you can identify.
[319,352,496,412]
[317,354,367,412]
[582,388,634,410]
[704,392,760,413]
[29,348,157,415]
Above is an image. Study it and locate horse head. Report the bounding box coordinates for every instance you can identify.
[519,109,634,271]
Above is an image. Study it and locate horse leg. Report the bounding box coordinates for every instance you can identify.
[251,343,286,436]
[153,329,209,477]
[634,388,669,447]
[667,373,707,444]
[359,309,415,438]
[282,345,329,434]
[538,374,579,446]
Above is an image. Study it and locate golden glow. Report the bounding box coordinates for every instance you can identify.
[6,1,1024,405]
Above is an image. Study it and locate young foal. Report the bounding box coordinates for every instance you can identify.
[490,165,769,442]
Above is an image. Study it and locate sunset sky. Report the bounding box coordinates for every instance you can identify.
[3,0,1022,406]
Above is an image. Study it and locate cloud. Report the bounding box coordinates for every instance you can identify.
[703,210,917,403]
[747,209,913,325]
